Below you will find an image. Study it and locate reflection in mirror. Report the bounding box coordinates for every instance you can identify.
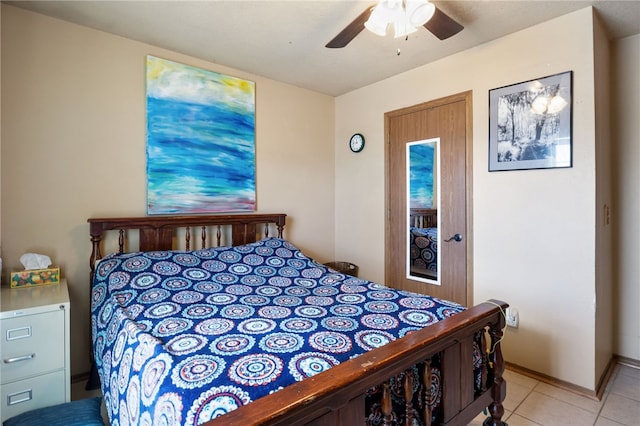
[406,138,440,285]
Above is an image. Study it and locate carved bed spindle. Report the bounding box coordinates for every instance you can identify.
[118,229,125,253]
[216,225,222,246]
[481,332,489,392]
[423,359,433,426]
[201,226,207,248]
[381,382,392,426]
[186,226,192,250]
[403,370,414,426]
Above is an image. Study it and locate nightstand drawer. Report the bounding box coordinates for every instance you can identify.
[1,310,65,384]
[1,370,66,422]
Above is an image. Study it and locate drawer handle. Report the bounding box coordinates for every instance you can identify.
[6,326,32,341]
[7,389,33,406]
[3,353,36,364]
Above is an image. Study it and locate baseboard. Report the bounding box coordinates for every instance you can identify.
[505,356,617,401]
[595,357,618,400]
[615,354,640,369]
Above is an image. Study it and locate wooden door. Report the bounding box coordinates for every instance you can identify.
[385,92,472,306]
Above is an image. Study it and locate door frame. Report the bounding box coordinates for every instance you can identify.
[384,91,474,307]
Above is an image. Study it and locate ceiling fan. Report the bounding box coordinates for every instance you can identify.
[326,0,463,48]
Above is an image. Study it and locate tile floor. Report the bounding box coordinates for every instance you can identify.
[72,363,640,426]
[470,363,640,426]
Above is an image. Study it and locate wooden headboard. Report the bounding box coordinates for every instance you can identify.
[88,213,286,282]
[409,208,437,228]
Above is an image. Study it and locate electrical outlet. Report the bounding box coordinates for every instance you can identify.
[506,307,519,328]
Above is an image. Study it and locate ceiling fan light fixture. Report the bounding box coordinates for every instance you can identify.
[365,0,435,39]
[365,0,404,36]
[364,7,390,36]
[407,0,436,27]
[326,0,463,49]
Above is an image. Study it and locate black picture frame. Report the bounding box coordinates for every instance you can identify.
[489,71,573,171]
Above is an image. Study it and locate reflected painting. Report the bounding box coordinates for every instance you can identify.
[146,55,256,214]
[409,142,435,208]
[407,139,440,284]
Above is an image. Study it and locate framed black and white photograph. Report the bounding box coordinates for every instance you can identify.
[489,71,572,171]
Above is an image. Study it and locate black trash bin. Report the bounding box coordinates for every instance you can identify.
[324,261,359,277]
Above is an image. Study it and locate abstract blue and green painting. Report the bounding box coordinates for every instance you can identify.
[146,56,256,214]
[408,141,435,208]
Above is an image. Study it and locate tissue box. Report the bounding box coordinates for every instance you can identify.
[10,267,60,288]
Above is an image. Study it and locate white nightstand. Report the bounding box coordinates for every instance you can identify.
[0,279,70,422]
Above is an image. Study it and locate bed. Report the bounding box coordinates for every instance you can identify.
[409,209,439,279]
[88,213,507,426]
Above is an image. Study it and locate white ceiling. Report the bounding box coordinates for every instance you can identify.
[7,0,640,96]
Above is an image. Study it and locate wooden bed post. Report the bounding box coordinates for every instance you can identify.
[89,233,103,285]
[484,319,507,426]
[87,229,104,390]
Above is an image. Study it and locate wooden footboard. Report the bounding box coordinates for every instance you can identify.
[204,299,508,426]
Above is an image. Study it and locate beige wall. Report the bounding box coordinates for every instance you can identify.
[335,8,605,390]
[0,5,335,375]
[612,33,640,361]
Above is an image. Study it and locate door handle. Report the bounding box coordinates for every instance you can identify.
[444,233,463,242]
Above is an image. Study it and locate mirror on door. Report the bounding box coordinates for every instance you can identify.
[406,138,440,285]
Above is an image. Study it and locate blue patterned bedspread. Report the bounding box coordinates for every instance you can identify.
[91,238,464,425]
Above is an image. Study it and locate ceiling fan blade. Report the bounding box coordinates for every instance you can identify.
[424,6,463,40]
[325,7,372,48]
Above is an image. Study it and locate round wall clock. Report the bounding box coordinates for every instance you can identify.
[349,133,365,153]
